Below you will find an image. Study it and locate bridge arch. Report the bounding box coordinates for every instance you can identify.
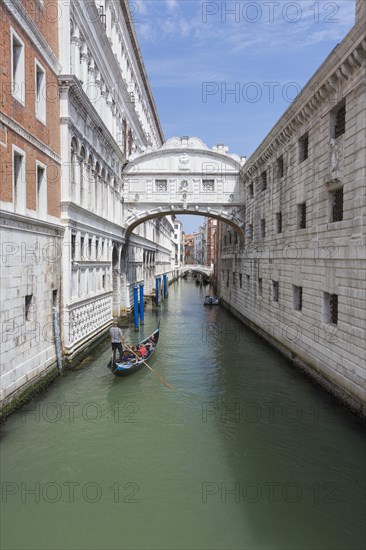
[122,136,246,237]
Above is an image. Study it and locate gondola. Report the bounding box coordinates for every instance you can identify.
[108,328,160,377]
[204,296,220,305]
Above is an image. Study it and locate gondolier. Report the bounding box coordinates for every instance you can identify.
[110,319,124,361]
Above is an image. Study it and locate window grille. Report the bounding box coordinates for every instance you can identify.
[155,179,168,192]
[276,212,282,234]
[299,133,309,163]
[25,295,33,321]
[334,105,346,139]
[272,281,279,302]
[239,274,242,288]
[330,187,343,222]
[261,171,267,190]
[297,203,306,229]
[293,286,302,311]
[258,278,263,297]
[277,156,284,178]
[248,224,253,240]
[248,183,254,198]
[202,179,214,192]
[261,219,266,239]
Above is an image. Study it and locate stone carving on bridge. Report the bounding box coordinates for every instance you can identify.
[178,154,190,170]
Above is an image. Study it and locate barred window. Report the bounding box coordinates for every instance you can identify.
[293,286,302,311]
[248,183,254,198]
[260,219,266,239]
[258,277,263,297]
[25,295,33,321]
[226,270,229,287]
[233,272,236,286]
[276,212,282,234]
[297,202,306,229]
[272,281,279,302]
[261,171,267,190]
[155,179,167,192]
[299,133,309,163]
[239,273,242,288]
[246,275,250,292]
[248,224,253,240]
[332,101,346,139]
[277,156,284,178]
[329,187,343,222]
[324,292,338,324]
[202,179,215,192]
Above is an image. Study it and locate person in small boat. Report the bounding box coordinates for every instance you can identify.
[110,319,124,361]
[139,344,147,357]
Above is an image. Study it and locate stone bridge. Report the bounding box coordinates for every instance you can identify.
[122,137,246,236]
[178,264,213,277]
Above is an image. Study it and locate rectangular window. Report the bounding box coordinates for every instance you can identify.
[248,183,254,198]
[239,273,242,289]
[202,179,215,192]
[323,292,338,324]
[71,235,76,260]
[297,202,306,229]
[299,133,309,163]
[80,236,85,260]
[13,147,25,212]
[258,278,263,297]
[11,28,25,104]
[261,171,267,191]
[226,270,229,288]
[102,274,106,289]
[155,179,167,192]
[36,163,46,216]
[277,156,284,178]
[88,238,92,259]
[248,224,253,240]
[35,61,46,123]
[329,187,343,222]
[260,219,266,239]
[331,101,346,139]
[233,272,236,286]
[272,281,279,302]
[52,289,58,307]
[25,295,33,321]
[293,286,303,311]
[276,212,282,234]
[246,275,250,292]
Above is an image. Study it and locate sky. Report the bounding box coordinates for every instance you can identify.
[132,0,355,233]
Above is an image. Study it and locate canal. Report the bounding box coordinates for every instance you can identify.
[1,279,365,550]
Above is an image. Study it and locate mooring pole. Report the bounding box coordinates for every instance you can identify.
[155,277,159,306]
[139,282,145,325]
[163,273,167,298]
[134,285,139,331]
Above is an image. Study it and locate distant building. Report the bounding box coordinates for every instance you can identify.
[173,219,183,267]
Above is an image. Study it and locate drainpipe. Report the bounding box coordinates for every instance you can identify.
[52,304,63,372]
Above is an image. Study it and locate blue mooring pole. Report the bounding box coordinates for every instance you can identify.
[163,274,167,299]
[139,283,145,325]
[134,285,139,331]
[155,277,159,306]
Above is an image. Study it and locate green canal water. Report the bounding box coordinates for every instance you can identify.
[1,279,365,550]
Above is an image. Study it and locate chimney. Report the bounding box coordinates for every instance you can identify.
[356,0,366,24]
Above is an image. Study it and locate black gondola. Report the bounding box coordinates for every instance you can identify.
[108,328,160,377]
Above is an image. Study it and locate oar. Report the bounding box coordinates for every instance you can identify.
[123,343,174,390]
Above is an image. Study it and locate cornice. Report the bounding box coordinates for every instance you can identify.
[241,26,366,180]
[0,112,61,163]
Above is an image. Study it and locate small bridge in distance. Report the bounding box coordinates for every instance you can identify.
[178,264,213,278]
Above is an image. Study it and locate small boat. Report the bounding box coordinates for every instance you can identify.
[108,328,160,377]
[204,296,220,305]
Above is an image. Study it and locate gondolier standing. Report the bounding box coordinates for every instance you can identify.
[110,319,124,361]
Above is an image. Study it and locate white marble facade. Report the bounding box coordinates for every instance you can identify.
[58,0,172,356]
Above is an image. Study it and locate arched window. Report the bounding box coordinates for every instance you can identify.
[80,146,86,205]
[70,137,78,200]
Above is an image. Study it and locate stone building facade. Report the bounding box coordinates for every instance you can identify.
[217,1,366,410]
[0,0,63,403]
[57,0,170,358]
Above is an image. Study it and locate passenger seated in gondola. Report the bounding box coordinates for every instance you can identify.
[139,345,147,357]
